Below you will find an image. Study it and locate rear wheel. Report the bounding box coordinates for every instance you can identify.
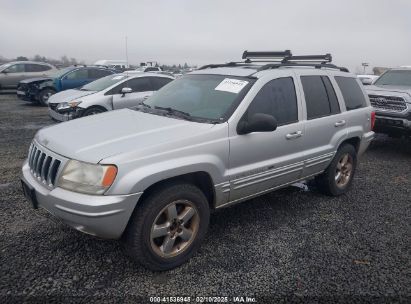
[38,88,56,106]
[315,144,357,196]
[123,182,210,271]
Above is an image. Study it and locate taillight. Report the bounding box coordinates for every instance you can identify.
[370,111,376,130]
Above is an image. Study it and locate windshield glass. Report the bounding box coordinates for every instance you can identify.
[374,70,411,86]
[0,63,11,71]
[80,74,129,91]
[144,74,253,121]
[51,67,74,79]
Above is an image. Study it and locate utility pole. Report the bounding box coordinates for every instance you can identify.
[125,36,129,68]
[362,62,369,74]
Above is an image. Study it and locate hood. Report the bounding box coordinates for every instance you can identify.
[35,109,215,163]
[366,85,411,98]
[48,89,97,104]
[19,77,52,84]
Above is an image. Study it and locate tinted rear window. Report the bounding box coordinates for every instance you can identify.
[335,77,367,111]
[301,76,340,119]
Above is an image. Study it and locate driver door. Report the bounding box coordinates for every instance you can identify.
[112,77,154,109]
[228,75,306,202]
[2,63,26,88]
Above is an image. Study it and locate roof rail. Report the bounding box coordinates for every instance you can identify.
[258,62,349,73]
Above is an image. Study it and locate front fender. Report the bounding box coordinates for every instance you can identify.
[104,155,226,196]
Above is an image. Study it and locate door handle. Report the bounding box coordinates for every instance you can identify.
[143,95,150,100]
[334,120,346,127]
[285,131,303,139]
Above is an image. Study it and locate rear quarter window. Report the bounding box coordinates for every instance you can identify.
[335,76,367,111]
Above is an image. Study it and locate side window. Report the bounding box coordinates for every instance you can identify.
[246,77,298,126]
[301,76,340,119]
[335,76,367,111]
[126,77,153,92]
[26,64,51,72]
[151,77,172,90]
[145,67,158,72]
[89,69,113,79]
[4,64,25,73]
[65,69,88,80]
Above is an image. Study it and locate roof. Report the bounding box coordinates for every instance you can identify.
[2,61,54,66]
[192,50,351,78]
[118,72,174,79]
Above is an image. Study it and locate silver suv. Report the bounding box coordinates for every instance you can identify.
[0,61,57,89]
[21,51,375,270]
[365,67,411,136]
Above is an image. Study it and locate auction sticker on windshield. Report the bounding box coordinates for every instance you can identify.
[215,78,248,94]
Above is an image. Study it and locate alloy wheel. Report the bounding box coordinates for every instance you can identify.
[150,200,200,258]
[335,153,353,188]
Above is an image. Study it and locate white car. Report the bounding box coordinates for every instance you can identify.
[47,73,174,121]
[357,74,379,85]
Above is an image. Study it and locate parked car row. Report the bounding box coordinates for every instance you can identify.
[48,73,173,121]
[21,50,377,271]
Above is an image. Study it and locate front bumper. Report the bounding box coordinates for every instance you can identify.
[16,89,35,102]
[358,131,375,156]
[22,161,142,239]
[374,113,411,135]
[48,107,84,122]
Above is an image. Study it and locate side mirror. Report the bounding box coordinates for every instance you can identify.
[237,113,278,135]
[360,78,373,85]
[1,70,8,74]
[121,87,132,96]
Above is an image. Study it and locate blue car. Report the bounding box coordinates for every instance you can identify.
[17,66,116,105]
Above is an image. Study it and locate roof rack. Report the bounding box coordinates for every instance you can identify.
[242,50,292,60]
[198,50,349,72]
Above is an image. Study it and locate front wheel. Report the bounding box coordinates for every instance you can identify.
[82,106,106,116]
[38,88,56,106]
[315,144,357,196]
[123,182,210,271]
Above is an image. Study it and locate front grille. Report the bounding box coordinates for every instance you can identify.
[27,142,61,187]
[369,95,407,112]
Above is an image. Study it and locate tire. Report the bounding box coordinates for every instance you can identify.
[123,182,210,271]
[82,106,106,117]
[38,88,56,106]
[315,144,357,196]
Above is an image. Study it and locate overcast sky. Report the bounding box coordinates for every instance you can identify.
[0,0,410,71]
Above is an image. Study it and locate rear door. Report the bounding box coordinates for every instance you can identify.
[297,72,348,177]
[112,77,153,109]
[25,63,52,78]
[228,74,306,202]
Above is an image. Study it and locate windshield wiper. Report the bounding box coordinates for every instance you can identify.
[138,101,152,108]
[154,106,192,119]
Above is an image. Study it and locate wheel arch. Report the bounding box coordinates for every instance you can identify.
[339,136,361,152]
[136,171,216,212]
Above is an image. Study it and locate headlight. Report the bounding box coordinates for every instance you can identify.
[57,100,82,110]
[57,160,117,195]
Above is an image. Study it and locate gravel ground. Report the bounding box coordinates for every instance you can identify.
[0,93,410,303]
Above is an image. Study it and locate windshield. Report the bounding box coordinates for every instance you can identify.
[144,74,253,121]
[51,67,74,79]
[80,74,129,91]
[374,70,411,86]
[0,63,12,71]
